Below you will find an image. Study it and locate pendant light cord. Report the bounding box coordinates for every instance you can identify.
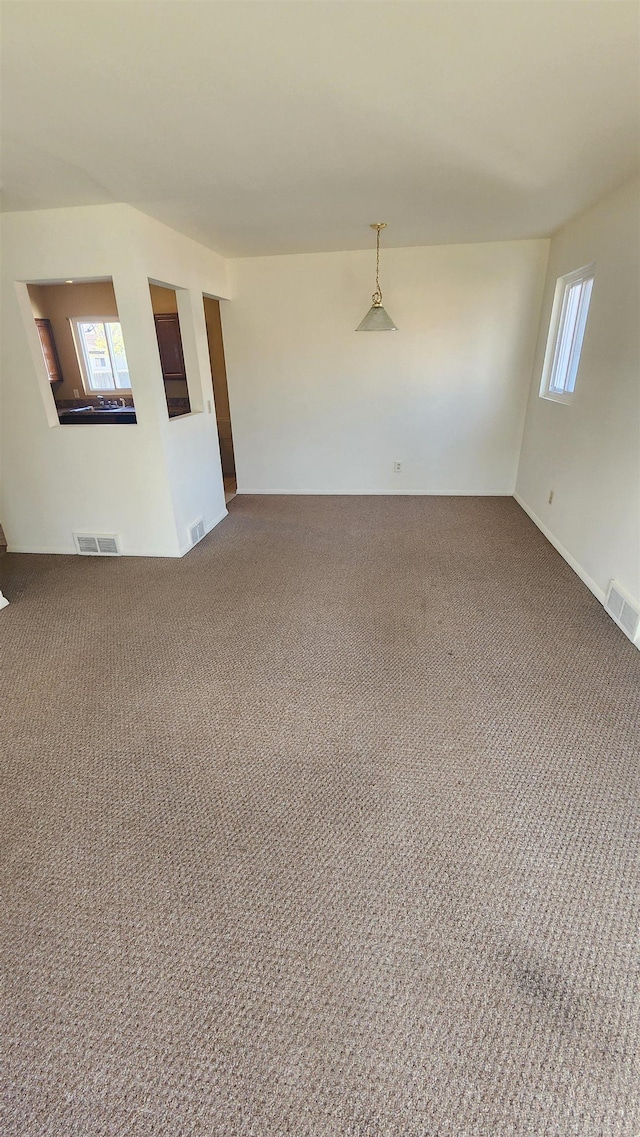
[372,225,383,307]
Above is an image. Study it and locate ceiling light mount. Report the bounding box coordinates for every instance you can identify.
[355,222,398,332]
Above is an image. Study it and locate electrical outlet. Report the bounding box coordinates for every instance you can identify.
[548,490,554,505]
[73,389,80,398]
[394,461,402,474]
[207,400,212,414]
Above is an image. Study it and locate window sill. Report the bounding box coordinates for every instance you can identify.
[167,409,202,422]
[540,391,573,405]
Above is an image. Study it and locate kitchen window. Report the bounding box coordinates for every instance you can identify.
[71,318,131,392]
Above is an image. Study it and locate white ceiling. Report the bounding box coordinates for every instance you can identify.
[2,1,639,258]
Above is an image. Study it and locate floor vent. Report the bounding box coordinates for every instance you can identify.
[73,533,120,556]
[190,519,205,546]
[605,580,639,643]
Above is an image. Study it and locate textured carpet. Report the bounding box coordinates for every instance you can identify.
[2,495,639,1137]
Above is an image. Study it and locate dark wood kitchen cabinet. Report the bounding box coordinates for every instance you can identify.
[153,313,186,381]
[35,318,63,383]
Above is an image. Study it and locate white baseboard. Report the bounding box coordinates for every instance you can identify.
[205,507,229,534]
[513,492,607,603]
[8,543,196,558]
[7,543,78,555]
[236,489,514,496]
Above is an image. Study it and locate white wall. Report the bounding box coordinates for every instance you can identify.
[1,204,231,556]
[222,240,549,494]
[515,176,640,607]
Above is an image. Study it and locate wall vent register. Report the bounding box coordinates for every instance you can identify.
[605,580,639,643]
[190,519,205,546]
[73,533,120,556]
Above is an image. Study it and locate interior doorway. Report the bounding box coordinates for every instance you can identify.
[203,296,236,502]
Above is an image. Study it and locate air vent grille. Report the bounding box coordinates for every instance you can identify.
[73,533,120,556]
[190,519,205,546]
[605,580,639,643]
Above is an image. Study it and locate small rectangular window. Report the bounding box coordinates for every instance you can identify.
[539,264,595,403]
[71,318,131,392]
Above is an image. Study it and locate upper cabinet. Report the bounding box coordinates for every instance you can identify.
[154,313,186,381]
[35,318,63,383]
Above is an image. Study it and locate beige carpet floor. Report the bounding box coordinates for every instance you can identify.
[2,495,639,1136]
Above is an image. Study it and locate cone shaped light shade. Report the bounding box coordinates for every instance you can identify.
[355,303,398,332]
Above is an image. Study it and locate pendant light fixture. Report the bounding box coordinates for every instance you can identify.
[355,222,398,331]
